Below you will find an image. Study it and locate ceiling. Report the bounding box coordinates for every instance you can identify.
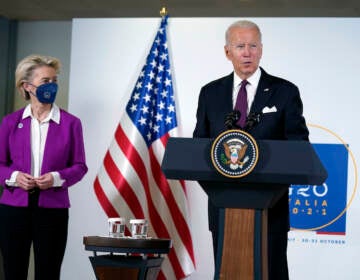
[1,0,360,20]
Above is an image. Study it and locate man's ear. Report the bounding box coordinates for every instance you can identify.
[224,46,230,60]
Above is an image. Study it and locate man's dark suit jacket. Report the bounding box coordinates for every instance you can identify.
[193,67,309,278]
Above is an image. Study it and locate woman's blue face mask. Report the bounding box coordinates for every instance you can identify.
[29,82,58,104]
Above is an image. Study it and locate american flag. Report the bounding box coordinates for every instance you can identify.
[93,16,195,279]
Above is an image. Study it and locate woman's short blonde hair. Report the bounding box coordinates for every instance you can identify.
[15,54,61,100]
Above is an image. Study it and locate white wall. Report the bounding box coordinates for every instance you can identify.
[66,18,360,280]
[15,21,72,111]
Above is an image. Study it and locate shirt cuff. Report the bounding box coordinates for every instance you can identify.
[52,172,65,187]
[5,171,19,187]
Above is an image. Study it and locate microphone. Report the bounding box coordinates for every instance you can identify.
[224,110,240,129]
[244,112,262,131]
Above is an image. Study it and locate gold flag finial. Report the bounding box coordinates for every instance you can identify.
[160,6,168,17]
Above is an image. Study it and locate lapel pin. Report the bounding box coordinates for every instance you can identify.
[264,88,270,92]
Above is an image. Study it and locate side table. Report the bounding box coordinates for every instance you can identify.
[83,236,172,280]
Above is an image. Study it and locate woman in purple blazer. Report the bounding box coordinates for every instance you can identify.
[0,54,88,280]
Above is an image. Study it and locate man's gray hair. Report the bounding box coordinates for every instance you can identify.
[225,20,262,45]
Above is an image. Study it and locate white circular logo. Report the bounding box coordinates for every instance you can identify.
[211,129,258,178]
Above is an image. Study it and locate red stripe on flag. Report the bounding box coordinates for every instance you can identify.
[160,132,169,146]
[93,177,119,218]
[157,271,166,280]
[103,149,144,218]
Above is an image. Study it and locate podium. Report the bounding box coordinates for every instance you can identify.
[161,137,327,280]
[83,236,172,280]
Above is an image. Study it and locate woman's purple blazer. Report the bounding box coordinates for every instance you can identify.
[0,107,88,208]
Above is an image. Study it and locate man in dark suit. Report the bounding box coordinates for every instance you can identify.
[193,20,309,280]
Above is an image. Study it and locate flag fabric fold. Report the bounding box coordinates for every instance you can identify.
[94,16,196,279]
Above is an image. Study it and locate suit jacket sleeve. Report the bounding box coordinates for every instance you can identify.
[282,84,309,140]
[193,87,210,138]
[0,114,15,185]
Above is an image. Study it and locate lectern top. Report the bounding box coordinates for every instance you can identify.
[162,137,327,185]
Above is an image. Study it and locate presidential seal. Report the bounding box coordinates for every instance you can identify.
[211,129,259,178]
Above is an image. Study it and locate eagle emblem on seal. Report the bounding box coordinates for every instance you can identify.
[211,130,258,178]
[222,138,249,170]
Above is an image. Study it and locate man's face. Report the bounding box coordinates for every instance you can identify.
[224,26,263,79]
